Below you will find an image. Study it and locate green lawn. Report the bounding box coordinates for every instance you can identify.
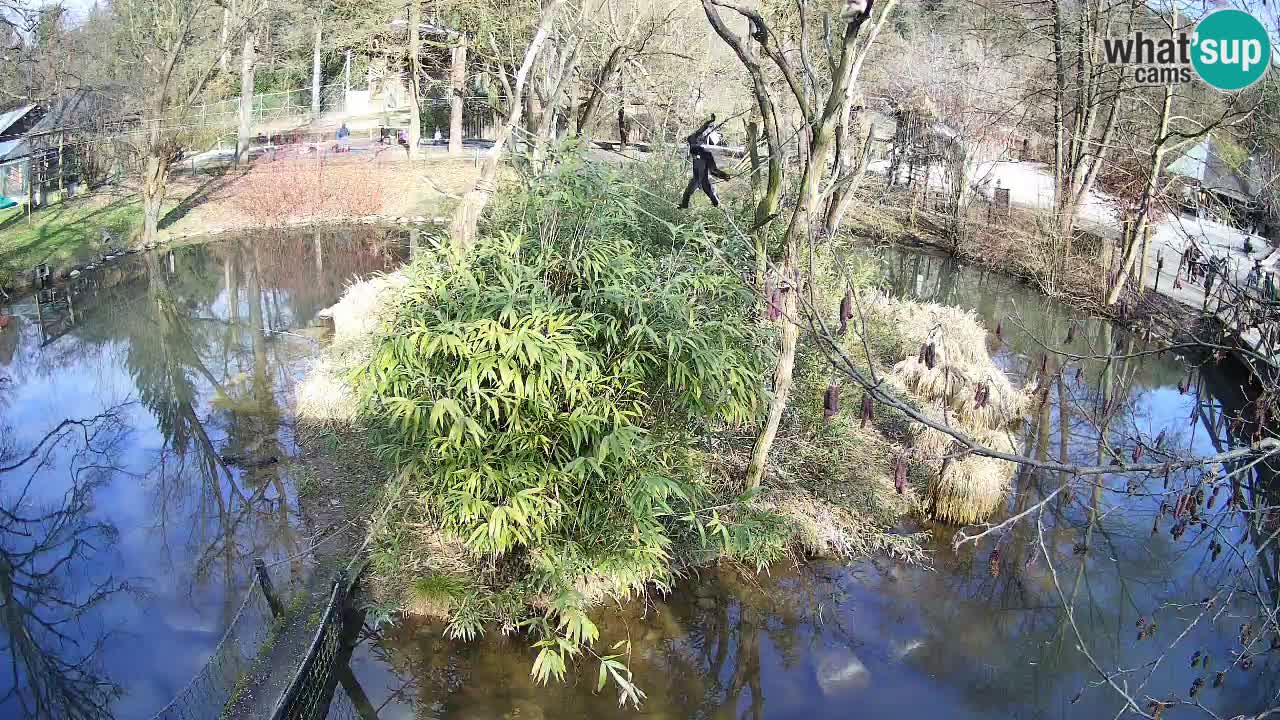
[0,195,143,282]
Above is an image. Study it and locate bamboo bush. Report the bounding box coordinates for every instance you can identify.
[354,162,768,696]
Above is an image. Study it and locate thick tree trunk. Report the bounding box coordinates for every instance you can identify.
[574,45,625,139]
[448,43,467,155]
[745,49,865,490]
[746,137,831,489]
[311,17,323,119]
[236,21,257,165]
[407,0,422,159]
[1051,0,1071,244]
[747,281,799,486]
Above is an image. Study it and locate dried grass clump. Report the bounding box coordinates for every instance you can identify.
[873,297,1028,526]
[755,488,927,564]
[295,359,360,428]
[891,355,1027,430]
[320,272,408,347]
[872,296,991,365]
[913,423,1018,525]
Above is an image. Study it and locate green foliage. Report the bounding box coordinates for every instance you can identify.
[714,506,794,572]
[1213,133,1249,172]
[357,162,768,702]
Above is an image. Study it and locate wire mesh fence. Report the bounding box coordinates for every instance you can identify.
[182,84,351,133]
[146,578,278,720]
[269,572,352,720]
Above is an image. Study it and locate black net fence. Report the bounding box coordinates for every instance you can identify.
[145,574,280,720]
[144,540,369,720]
[269,573,352,720]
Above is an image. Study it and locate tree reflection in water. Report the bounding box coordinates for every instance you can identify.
[0,227,409,719]
[0,409,132,720]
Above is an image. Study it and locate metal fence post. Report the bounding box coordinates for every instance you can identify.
[254,558,284,618]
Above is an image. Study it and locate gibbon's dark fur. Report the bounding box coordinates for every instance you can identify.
[679,115,731,209]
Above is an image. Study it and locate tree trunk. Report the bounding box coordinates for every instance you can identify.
[407,0,422,159]
[825,122,873,235]
[220,7,232,73]
[1051,0,1071,244]
[142,154,167,243]
[746,80,858,490]
[311,17,323,120]
[1106,19,1175,306]
[574,45,625,139]
[449,42,467,155]
[236,20,257,165]
[701,0,881,489]
[449,1,563,255]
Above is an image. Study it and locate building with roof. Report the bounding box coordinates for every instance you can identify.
[1165,137,1265,234]
[0,91,113,210]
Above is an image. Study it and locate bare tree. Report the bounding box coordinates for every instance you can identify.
[448,0,566,253]
[701,0,897,490]
[105,0,245,242]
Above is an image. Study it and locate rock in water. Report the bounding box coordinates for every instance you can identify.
[815,649,870,695]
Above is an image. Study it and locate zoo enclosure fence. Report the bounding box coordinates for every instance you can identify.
[146,558,370,720]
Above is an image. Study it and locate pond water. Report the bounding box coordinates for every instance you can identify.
[354,246,1279,719]
[2,237,1275,719]
[0,228,411,719]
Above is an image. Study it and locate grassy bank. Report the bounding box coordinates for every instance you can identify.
[0,158,481,293]
[0,193,142,285]
[841,190,1200,341]
[294,157,1026,700]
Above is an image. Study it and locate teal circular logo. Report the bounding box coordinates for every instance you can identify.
[1191,10,1271,91]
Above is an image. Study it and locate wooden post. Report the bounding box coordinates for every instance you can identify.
[448,40,467,155]
[254,557,284,617]
[1136,224,1150,297]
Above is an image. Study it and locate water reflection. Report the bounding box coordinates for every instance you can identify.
[0,408,130,720]
[360,246,1279,719]
[0,227,408,719]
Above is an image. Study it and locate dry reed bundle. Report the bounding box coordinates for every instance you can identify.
[319,272,408,346]
[873,297,990,366]
[912,424,1018,525]
[872,297,1028,525]
[891,355,1027,431]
